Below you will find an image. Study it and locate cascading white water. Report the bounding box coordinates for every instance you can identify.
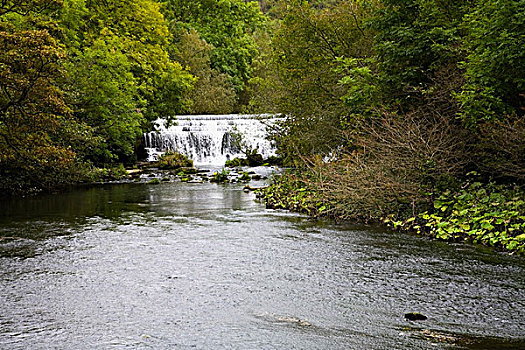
[144,114,281,165]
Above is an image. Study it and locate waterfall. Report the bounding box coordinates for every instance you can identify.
[144,114,281,165]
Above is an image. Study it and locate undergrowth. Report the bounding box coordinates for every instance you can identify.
[258,173,525,255]
[157,152,193,170]
[257,173,330,218]
[386,180,525,254]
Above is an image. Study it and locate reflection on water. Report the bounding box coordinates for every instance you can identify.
[0,182,524,349]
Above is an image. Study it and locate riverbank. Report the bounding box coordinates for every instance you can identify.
[257,170,525,256]
[0,149,280,197]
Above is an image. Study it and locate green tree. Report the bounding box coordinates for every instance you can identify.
[162,0,265,103]
[370,0,473,110]
[64,33,143,164]
[0,0,63,16]
[255,0,375,162]
[0,2,85,193]
[458,0,525,126]
[173,29,236,114]
[60,0,194,164]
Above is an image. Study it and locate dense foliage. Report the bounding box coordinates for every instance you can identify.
[0,1,85,193]
[60,0,195,165]
[417,182,525,253]
[248,0,376,160]
[252,0,524,253]
[1,0,523,253]
[459,0,525,126]
[0,0,265,194]
[383,178,525,254]
[161,0,266,113]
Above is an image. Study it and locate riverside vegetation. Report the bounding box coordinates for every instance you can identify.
[251,0,524,254]
[1,1,523,254]
[0,0,264,194]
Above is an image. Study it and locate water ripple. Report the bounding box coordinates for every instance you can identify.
[0,183,524,349]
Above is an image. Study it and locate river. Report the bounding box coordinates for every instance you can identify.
[1,182,524,349]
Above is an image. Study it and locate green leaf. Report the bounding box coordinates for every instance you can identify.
[481,222,495,230]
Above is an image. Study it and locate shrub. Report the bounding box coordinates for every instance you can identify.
[388,179,525,254]
[473,116,525,182]
[157,152,193,169]
[257,173,329,218]
[225,157,247,167]
[239,172,251,182]
[210,168,230,183]
[87,164,128,182]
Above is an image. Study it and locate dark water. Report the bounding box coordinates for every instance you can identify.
[0,182,524,349]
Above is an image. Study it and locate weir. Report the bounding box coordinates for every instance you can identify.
[144,114,281,165]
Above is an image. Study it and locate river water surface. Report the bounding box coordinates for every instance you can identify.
[1,182,524,349]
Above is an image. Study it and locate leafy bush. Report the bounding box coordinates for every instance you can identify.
[239,172,251,182]
[419,182,524,254]
[0,146,85,195]
[88,164,128,182]
[224,151,268,167]
[225,157,247,168]
[265,156,283,166]
[386,179,525,254]
[257,174,329,217]
[157,152,193,170]
[458,0,525,126]
[210,168,230,183]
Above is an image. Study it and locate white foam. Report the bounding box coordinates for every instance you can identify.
[144,114,283,165]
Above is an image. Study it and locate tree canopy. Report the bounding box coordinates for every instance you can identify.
[60,0,195,164]
[162,0,266,109]
[0,0,523,199]
[0,1,83,192]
